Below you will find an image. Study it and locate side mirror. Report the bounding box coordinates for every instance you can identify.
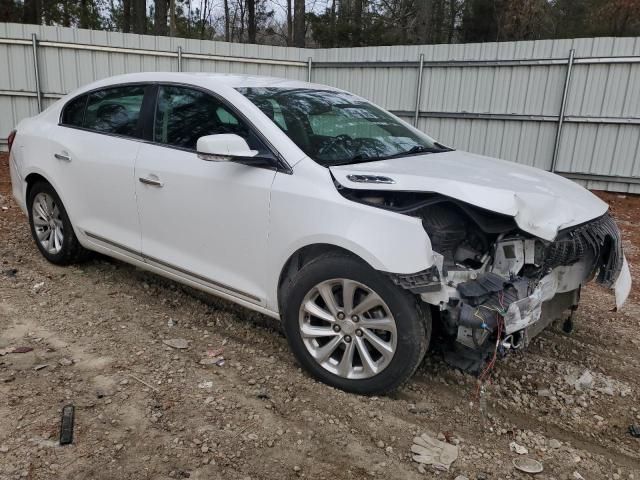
[196,134,258,162]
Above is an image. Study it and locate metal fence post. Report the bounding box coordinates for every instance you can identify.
[307,57,313,83]
[31,33,42,113]
[413,53,425,127]
[551,48,575,173]
[177,46,183,72]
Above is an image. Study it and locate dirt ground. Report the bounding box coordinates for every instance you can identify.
[1,152,639,480]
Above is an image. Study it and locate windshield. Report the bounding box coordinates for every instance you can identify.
[236,87,449,167]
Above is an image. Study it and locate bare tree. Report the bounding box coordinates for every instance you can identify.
[132,0,146,33]
[224,0,230,40]
[123,0,131,32]
[22,0,41,24]
[155,0,168,35]
[287,0,293,44]
[169,0,176,36]
[294,0,305,46]
[248,0,257,42]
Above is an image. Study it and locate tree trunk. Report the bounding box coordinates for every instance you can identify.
[287,0,293,44]
[353,0,364,46]
[154,0,168,35]
[415,0,431,43]
[223,0,230,41]
[62,0,71,26]
[294,0,305,47]
[123,0,131,33]
[22,0,41,24]
[247,0,256,43]
[169,0,176,36]
[330,0,336,47]
[79,0,90,28]
[133,0,146,34]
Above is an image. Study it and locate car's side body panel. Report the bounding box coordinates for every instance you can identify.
[266,158,435,311]
[135,141,276,306]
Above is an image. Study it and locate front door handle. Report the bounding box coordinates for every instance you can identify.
[139,177,164,187]
[54,152,71,162]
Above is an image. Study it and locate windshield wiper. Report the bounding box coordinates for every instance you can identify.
[329,145,452,167]
[379,145,450,160]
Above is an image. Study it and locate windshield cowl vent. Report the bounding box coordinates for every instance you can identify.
[346,174,395,184]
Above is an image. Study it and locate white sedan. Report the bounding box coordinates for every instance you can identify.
[8,73,631,394]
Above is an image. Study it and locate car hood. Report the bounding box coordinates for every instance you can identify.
[330,150,608,241]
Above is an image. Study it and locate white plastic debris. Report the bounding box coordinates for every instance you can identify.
[197,381,213,389]
[576,370,594,391]
[513,457,543,474]
[509,441,528,455]
[163,338,189,349]
[411,432,459,471]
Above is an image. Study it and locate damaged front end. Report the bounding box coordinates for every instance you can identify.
[341,188,630,373]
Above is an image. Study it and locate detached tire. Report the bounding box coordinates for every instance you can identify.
[282,252,430,395]
[28,181,89,265]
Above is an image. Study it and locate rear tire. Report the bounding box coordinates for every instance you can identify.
[281,252,430,395]
[28,181,89,265]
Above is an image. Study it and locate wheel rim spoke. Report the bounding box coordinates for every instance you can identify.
[355,336,377,375]
[35,227,49,240]
[33,216,48,227]
[342,279,357,314]
[361,328,394,360]
[350,291,383,317]
[317,283,340,317]
[358,316,396,333]
[303,300,334,323]
[300,324,338,339]
[312,336,342,363]
[337,340,355,377]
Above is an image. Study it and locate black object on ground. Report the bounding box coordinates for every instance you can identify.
[59,404,75,445]
[630,424,640,438]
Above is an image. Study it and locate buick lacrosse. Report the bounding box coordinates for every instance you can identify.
[8,73,631,394]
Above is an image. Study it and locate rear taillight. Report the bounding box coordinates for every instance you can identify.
[7,129,16,154]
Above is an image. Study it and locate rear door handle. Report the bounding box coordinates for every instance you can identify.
[54,153,71,162]
[139,177,164,187]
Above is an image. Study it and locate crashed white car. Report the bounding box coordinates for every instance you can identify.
[8,73,631,394]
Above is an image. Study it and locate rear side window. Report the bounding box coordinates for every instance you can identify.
[61,95,87,127]
[83,85,145,137]
[154,85,250,150]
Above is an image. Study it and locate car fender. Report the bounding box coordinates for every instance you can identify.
[266,159,435,312]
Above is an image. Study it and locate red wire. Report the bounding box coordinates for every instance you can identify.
[473,311,503,400]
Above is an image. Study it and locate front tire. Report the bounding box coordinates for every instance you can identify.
[282,252,430,395]
[28,181,89,265]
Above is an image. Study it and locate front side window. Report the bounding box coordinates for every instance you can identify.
[154,85,255,151]
[237,87,449,167]
[83,85,145,137]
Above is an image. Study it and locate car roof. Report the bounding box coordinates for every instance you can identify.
[73,72,340,94]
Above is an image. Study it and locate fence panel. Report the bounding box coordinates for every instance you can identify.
[1,23,639,193]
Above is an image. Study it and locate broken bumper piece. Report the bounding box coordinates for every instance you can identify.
[415,212,630,373]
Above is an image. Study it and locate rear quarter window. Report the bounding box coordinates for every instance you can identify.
[60,95,88,127]
[83,85,146,137]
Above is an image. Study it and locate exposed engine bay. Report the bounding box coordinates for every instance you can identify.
[338,187,627,372]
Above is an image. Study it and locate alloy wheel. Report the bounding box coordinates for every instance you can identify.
[32,192,64,255]
[298,278,398,379]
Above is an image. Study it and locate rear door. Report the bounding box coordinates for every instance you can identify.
[52,84,150,253]
[134,84,276,304]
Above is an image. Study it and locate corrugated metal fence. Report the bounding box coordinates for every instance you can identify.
[2,22,640,193]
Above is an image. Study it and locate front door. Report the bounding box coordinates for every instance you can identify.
[134,85,276,304]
